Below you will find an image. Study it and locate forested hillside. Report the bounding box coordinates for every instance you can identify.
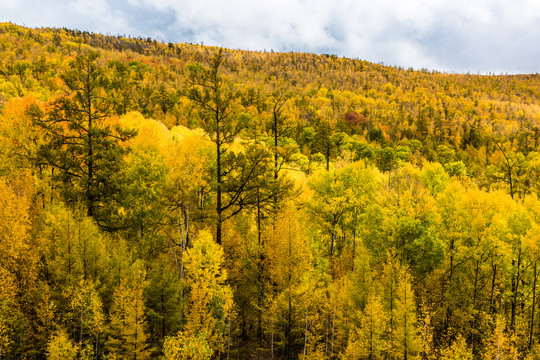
[1,22,540,359]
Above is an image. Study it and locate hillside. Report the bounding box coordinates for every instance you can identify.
[1,22,540,359]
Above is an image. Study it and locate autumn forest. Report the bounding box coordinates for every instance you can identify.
[1,23,540,359]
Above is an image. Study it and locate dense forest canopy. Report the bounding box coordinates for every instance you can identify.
[1,22,540,359]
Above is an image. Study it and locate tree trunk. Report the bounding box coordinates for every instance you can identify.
[471,260,480,353]
[490,261,497,313]
[216,120,222,244]
[257,189,263,344]
[529,262,537,350]
[511,248,522,330]
[87,95,94,217]
[303,305,308,359]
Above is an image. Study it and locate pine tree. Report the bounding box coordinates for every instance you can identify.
[31,50,132,224]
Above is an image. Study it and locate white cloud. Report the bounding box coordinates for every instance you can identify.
[0,0,133,36]
[0,0,539,73]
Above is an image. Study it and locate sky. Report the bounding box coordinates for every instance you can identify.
[1,0,539,74]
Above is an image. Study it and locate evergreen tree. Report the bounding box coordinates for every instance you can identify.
[31,50,132,225]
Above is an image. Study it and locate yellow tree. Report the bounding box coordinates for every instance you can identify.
[439,335,473,360]
[393,270,419,360]
[343,292,388,360]
[63,279,104,357]
[265,201,312,358]
[482,316,518,360]
[46,328,79,360]
[380,254,419,360]
[107,260,150,360]
[174,229,233,356]
[0,175,39,358]
[162,332,213,360]
[0,267,17,357]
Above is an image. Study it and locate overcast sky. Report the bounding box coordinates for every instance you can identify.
[1,0,539,74]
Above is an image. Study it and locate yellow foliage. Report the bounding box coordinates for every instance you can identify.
[183,230,234,353]
[46,328,78,360]
[439,335,473,360]
[119,111,172,151]
[108,260,150,360]
[0,267,17,355]
[170,125,207,142]
[482,316,519,360]
[0,178,31,271]
[163,331,214,360]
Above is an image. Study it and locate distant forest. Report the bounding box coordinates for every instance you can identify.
[1,22,540,359]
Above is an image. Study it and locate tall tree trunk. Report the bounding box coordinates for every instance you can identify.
[286,215,293,360]
[471,260,480,354]
[490,261,497,313]
[87,95,94,217]
[511,249,522,330]
[216,121,222,245]
[303,305,308,359]
[529,262,537,350]
[257,189,263,344]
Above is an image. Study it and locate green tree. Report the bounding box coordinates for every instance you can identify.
[185,48,243,245]
[31,50,132,223]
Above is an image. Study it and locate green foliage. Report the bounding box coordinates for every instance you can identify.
[30,51,133,224]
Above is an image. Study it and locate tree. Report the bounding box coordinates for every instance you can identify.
[185,48,243,245]
[486,139,529,199]
[380,254,419,360]
[439,335,473,360]
[343,292,387,360]
[107,260,150,360]
[144,254,183,354]
[46,328,79,360]
[308,163,379,268]
[0,267,17,358]
[0,176,40,358]
[264,202,312,359]
[308,168,353,260]
[268,86,295,181]
[63,279,104,356]
[38,203,109,288]
[163,331,213,360]
[393,270,419,360]
[180,229,234,354]
[482,316,518,360]
[31,50,132,223]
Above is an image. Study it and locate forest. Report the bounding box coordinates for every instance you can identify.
[1,22,540,359]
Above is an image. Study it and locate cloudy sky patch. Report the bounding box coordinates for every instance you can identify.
[1,0,539,74]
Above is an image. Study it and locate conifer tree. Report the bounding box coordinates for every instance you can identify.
[107,260,150,360]
[179,230,233,355]
[46,328,79,360]
[186,48,241,245]
[31,50,132,224]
